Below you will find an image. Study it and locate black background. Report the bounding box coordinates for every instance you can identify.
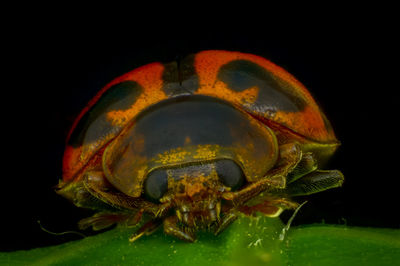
[3,18,398,251]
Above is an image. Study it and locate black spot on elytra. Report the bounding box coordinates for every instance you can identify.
[179,54,199,93]
[161,54,199,96]
[161,61,181,96]
[217,60,307,112]
[69,81,143,147]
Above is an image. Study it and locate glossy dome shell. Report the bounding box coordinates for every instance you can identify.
[63,50,337,182]
[102,95,278,197]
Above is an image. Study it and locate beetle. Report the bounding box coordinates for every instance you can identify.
[56,50,344,242]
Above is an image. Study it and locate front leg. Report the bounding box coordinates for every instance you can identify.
[83,171,163,214]
[270,142,303,178]
[213,210,238,235]
[163,216,196,242]
[238,197,299,217]
[223,142,302,206]
[129,219,163,242]
[78,171,173,236]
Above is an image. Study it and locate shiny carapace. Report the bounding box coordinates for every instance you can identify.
[57,50,344,242]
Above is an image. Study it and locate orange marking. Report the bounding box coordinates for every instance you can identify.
[194,50,315,103]
[63,63,168,182]
[106,63,167,125]
[193,50,336,142]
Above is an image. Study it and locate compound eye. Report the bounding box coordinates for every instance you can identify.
[143,169,168,202]
[215,159,245,191]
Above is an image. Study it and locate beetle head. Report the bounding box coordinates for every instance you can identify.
[165,165,225,227]
[143,160,246,228]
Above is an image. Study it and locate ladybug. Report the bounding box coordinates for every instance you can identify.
[57,50,344,242]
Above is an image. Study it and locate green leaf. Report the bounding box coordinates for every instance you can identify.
[285,224,400,266]
[1,216,399,266]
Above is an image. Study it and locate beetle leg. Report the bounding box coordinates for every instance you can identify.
[269,142,303,180]
[55,179,113,211]
[285,169,344,196]
[163,216,196,242]
[126,209,145,227]
[265,198,299,210]
[286,152,318,184]
[222,174,285,205]
[238,198,299,217]
[213,211,238,235]
[78,212,130,231]
[83,171,159,212]
[78,208,146,231]
[222,142,303,206]
[129,219,163,242]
